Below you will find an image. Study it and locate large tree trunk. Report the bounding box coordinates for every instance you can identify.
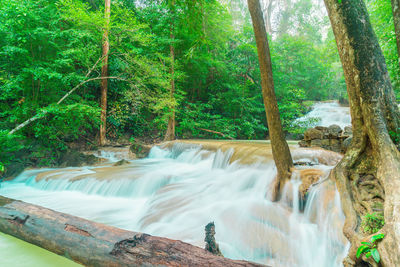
[324,0,400,266]
[0,196,264,267]
[99,0,111,146]
[392,0,400,69]
[247,0,294,199]
[164,0,176,141]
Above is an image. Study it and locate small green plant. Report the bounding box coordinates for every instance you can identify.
[356,233,385,263]
[361,213,385,234]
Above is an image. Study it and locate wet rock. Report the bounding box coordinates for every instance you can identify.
[294,161,317,166]
[315,126,329,138]
[328,124,342,138]
[299,124,352,154]
[298,169,324,198]
[310,139,322,147]
[298,140,308,147]
[304,128,323,141]
[3,162,25,180]
[113,159,130,166]
[59,150,99,167]
[343,126,353,137]
[130,143,151,158]
[330,139,342,153]
[321,139,330,148]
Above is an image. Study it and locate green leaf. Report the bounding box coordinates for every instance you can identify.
[371,233,385,243]
[361,241,372,246]
[338,0,342,3]
[356,245,370,258]
[365,251,371,258]
[371,248,380,263]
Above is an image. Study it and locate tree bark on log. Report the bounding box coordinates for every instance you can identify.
[247,0,294,199]
[323,0,400,266]
[0,196,264,267]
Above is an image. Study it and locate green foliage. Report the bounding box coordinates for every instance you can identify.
[356,233,385,263]
[0,0,396,171]
[389,128,400,148]
[0,130,24,165]
[361,213,385,234]
[31,104,100,148]
[368,0,400,98]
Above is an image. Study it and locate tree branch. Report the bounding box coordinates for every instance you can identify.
[8,54,122,136]
[197,128,235,140]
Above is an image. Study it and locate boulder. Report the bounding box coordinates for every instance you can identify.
[315,126,329,138]
[298,125,352,154]
[298,169,324,198]
[304,128,323,141]
[321,139,330,147]
[130,143,152,158]
[310,139,322,147]
[328,124,342,138]
[343,126,353,137]
[113,159,131,166]
[298,140,309,147]
[59,150,99,167]
[329,139,342,153]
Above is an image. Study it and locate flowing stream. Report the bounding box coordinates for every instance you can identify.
[0,101,352,266]
[294,101,351,129]
[0,141,348,266]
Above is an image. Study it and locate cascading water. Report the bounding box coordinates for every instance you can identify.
[294,101,351,129]
[0,142,349,266]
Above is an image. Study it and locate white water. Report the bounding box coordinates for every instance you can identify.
[295,101,351,129]
[0,143,349,266]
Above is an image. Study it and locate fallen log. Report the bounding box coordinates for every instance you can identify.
[0,196,265,267]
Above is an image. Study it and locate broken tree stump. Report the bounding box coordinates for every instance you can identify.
[0,196,265,267]
[205,221,223,256]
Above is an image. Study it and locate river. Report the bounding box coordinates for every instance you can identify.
[0,102,351,266]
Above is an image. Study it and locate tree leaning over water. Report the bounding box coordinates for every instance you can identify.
[247,0,294,200]
[324,0,400,265]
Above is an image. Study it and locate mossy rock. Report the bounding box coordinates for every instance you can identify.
[130,143,151,158]
[58,150,99,167]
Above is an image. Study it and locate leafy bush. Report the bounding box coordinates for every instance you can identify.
[21,104,100,166]
[0,130,24,166]
[356,233,385,263]
[361,213,385,234]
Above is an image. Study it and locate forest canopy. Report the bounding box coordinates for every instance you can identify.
[0,0,398,169]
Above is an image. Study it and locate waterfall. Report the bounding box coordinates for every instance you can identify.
[0,142,349,266]
[294,101,351,129]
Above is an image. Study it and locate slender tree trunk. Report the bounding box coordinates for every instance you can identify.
[392,0,400,69]
[164,0,176,141]
[100,0,111,146]
[324,0,400,266]
[247,0,294,199]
